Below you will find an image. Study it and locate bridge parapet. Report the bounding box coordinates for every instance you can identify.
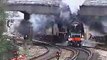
[5,0,61,6]
[79,0,107,16]
[4,0,61,15]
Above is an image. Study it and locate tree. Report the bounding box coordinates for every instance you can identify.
[0,0,18,60]
[0,0,6,37]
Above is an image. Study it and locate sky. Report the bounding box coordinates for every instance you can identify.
[63,0,86,14]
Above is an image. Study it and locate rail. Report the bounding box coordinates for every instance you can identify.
[29,45,49,60]
[54,45,79,60]
[30,42,61,60]
[77,47,93,60]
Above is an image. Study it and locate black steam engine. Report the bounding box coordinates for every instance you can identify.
[67,20,84,46]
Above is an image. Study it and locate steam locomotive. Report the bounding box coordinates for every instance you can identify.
[67,21,84,47]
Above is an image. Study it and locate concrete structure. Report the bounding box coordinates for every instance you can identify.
[78,0,107,34]
[4,0,62,36]
[78,0,107,16]
[6,4,59,14]
[5,0,61,15]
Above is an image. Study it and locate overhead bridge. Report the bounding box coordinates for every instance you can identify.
[5,3,59,15]
[79,0,107,16]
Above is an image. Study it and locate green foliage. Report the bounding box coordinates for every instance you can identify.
[0,2,6,37]
[0,37,16,53]
[0,36,18,60]
[0,1,17,59]
[0,8,5,21]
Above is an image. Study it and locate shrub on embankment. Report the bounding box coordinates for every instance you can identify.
[0,1,18,60]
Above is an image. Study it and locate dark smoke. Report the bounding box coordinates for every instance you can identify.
[11,11,31,38]
[90,21,105,34]
[60,4,71,21]
[79,16,105,34]
[17,20,31,36]
[57,4,71,30]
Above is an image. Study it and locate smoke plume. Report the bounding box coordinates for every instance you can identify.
[63,0,86,14]
[79,16,105,34]
[29,14,55,35]
[17,20,31,36]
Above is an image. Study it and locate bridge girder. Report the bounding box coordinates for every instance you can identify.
[79,6,107,16]
[6,3,60,15]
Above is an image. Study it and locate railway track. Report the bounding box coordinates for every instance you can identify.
[30,42,61,60]
[29,40,93,60]
[58,46,79,60]
[76,47,93,60]
[48,45,78,60]
[29,43,93,60]
[54,45,92,60]
[29,44,49,60]
[49,45,77,60]
[29,41,77,60]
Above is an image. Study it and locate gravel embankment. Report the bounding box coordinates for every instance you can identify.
[94,49,107,60]
[18,45,47,59]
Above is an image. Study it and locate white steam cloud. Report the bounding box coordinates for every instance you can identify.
[29,14,55,35]
[29,14,47,33]
[62,0,86,14]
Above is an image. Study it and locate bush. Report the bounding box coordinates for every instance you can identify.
[0,37,18,60]
[0,1,18,59]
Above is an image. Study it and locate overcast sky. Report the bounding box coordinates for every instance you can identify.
[63,0,86,14]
